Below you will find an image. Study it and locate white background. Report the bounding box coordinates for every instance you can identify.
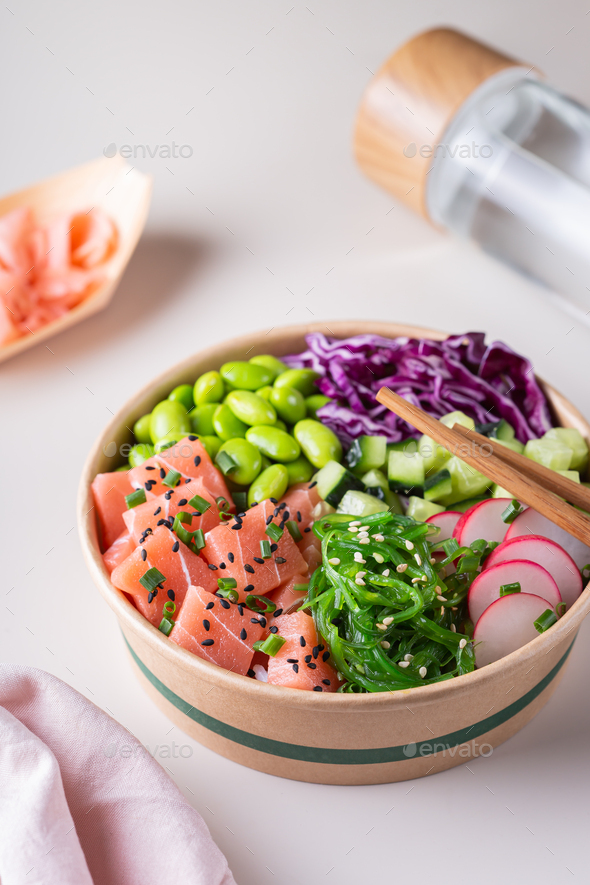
[2,1,590,883]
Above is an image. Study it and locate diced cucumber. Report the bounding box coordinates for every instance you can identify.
[315,459,364,507]
[440,410,475,431]
[495,438,524,454]
[418,433,451,475]
[445,455,492,501]
[361,468,403,514]
[452,495,491,512]
[345,435,387,474]
[476,418,515,441]
[406,497,445,522]
[387,439,418,454]
[337,490,389,517]
[556,469,580,483]
[524,438,572,471]
[544,427,588,472]
[491,484,513,499]
[423,468,452,502]
[388,448,424,494]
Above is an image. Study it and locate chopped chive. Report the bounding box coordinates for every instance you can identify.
[188,494,211,513]
[499,582,521,596]
[534,608,558,633]
[501,498,524,524]
[232,491,248,511]
[286,520,302,543]
[246,594,277,613]
[293,583,309,593]
[456,554,479,574]
[162,469,181,488]
[125,489,146,509]
[217,585,239,603]
[158,617,175,636]
[163,600,177,617]
[190,528,206,552]
[265,522,283,543]
[253,634,286,656]
[217,575,238,591]
[442,537,459,557]
[139,567,166,592]
[215,451,238,475]
[174,511,193,527]
[556,602,567,617]
[260,539,272,559]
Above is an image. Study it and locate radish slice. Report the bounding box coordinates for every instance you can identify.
[484,535,582,609]
[425,511,462,541]
[474,593,553,667]
[506,508,590,572]
[453,498,515,548]
[468,559,561,625]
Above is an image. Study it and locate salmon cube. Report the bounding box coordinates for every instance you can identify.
[91,471,134,550]
[269,574,309,615]
[122,478,221,542]
[169,585,264,675]
[267,612,339,692]
[128,437,232,504]
[103,531,135,574]
[110,525,217,626]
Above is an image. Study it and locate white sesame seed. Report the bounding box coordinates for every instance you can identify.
[396,563,408,573]
[411,577,421,584]
[435,586,443,594]
[414,553,422,566]
[358,531,370,540]
[359,538,370,544]
[372,533,385,542]
[405,540,414,551]
[382,616,394,626]
[348,525,358,533]
[440,606,445,616]
[349,520,361,526]
[328,557,340,566]
[430,557,436,565]
[356,571,366,579]
[376,623,387,631]
[419,666,427,678]
[398,661,410,668]
[404,654,414,662]
[437,595,447,603]
[450,624,456,633]
[421,575,428,581]
[382,568,390,577]
[355,577,366,586]
[459,638,467,649]
[380,640,391,649]
[373,552,384,563]
[354,552,366,563]
[358,525,369,532]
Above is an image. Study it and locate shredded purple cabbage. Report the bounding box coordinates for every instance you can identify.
[284,332,553,445]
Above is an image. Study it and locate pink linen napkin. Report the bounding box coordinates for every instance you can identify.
[0,664,236,885]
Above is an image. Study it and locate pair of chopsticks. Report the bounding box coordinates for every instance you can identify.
[376,387,590,546]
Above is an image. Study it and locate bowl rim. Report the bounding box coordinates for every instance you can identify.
[78,320,590,710]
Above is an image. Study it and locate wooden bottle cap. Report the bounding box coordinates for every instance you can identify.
[354,28,520,217]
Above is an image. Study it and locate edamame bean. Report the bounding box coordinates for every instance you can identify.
[247,463,289,506]
[220,361,273,391]
[133,413,152,444]
[274,368,319,397]
[245,425,301,463]
[129,443,155,468]
[216,439,262,486]
[226,390,277,426]
[269,385,306,424]
[305,394,331,419]
[198,435,222,459]
[249,354,289,379]
[190,403,217,436]
[154,436,179,454]
[168,384,194,412]
[257,385,274,402]
[285,454,314,485]
[212,403,248,441]
[275,418,287,432]
[194,371,224,405]
[150,400,192,443]
[293,419,342,468]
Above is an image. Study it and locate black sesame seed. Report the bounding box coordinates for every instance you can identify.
[238,604,244,615]
[228,552,235,563]
[304,527,311,533]
[304,654,312,663]
[259,617,267,628]
[292,663,299,673]
[247,668,256,678]
[318,644,325,651]
[159,468,166,479]
[269,497,278,504]
[185,477,191,484]
[238,512,246,518]
[272,608,283,618]
[188,434,197,441]
[312,646,319,659]
[167,589,175,600]
[147,591,154,603]
[251,501,258,506]
[244,564,255,573]
[231,524,242,530]
[157,519,166,526]
[282,511,290,522]
[206,601,215,610]
[141,548,147,561]
[270,543,278,552]
[244,584,254,593]
[322,679,331,686]
[297,511,302,522]
[269,625,278,634]
[208,564,218,570]
[278,502,287,511]
[194,456,201,467]
[203,619,210,631]
[240,628,247,640]
[287,658,299,664]
[273,507,281,517]
[144,482,152,491]
[172,540,179,552]
[313,685,322,691]
[250,617,260,624]
[307,662,317,670]
[153,506,162,516]
[253,557,264,565]
[322,651,330,662]
[265,514,274,525]
[164,491,173,500]
[275,557,286,564]
[308,481,317,489]
[178,498,188,506]
[219,562,226,569]
[201,639,214,646]
[299,636,306,647]
[219,599,230,610]
[145,465,156,471]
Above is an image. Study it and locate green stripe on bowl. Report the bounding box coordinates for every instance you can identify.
[124,636,573,765]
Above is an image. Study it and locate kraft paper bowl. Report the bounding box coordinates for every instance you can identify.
[78,321,590,785]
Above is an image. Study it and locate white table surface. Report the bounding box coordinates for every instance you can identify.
[2,2,590,882]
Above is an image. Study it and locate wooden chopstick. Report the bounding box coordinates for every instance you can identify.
[376,386,590,546]
[452,424,590,513]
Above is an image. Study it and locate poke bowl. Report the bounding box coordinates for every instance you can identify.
[78,321,590,785]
